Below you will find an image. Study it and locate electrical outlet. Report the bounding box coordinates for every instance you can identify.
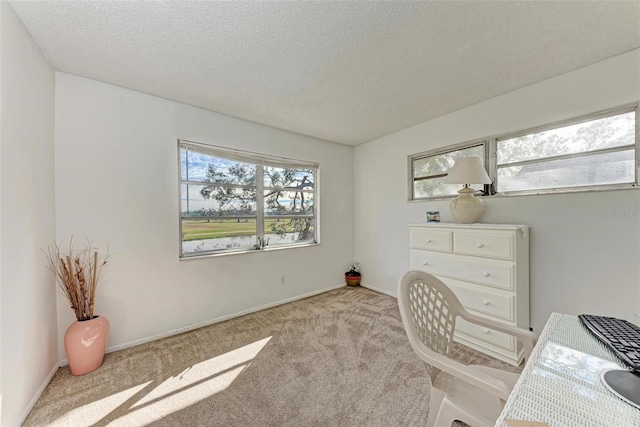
[280,275,286,286]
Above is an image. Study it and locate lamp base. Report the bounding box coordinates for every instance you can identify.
[450,187,485,224]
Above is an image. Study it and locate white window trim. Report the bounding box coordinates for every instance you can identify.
[408,103,639,201]
[407,139,489,202]
[178,140,320,259]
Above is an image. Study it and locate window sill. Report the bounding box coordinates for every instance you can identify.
[179,242,320,260]
[408,183,639,202]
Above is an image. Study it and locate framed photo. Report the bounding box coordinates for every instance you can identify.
[426,211,440,222]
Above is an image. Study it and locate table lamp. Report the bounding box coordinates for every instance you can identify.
[442,157,491,224]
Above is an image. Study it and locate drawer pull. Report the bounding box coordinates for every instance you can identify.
[476,242,484,248]
[482,272,490,278]
[426,239,431,243]
[483,328,490,334]
[483,299,490,306]
[422,261,428,266]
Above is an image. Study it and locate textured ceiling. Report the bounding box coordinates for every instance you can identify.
[9,1,640,146]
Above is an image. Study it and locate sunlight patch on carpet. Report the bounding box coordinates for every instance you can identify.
[114,336,272,425]
[49,381,152,426]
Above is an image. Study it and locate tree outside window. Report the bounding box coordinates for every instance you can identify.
[179,142,318,257]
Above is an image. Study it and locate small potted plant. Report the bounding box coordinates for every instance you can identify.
[345,262,361,287]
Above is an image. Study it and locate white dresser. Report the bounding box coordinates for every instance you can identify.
[409,223,530,366]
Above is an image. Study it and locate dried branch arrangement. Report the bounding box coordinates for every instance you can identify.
[45,238,109,321]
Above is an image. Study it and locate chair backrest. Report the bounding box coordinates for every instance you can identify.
[398,270,534,401]
[398,270,465,357]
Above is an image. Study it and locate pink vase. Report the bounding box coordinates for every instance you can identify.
[64,316,110,375]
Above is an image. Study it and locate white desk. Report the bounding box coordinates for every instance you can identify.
[496,313,640,426]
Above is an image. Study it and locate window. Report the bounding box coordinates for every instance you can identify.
[179,140,318,257]
[408,105,638,200]
[497,110,636,193]
[410,143,487,200]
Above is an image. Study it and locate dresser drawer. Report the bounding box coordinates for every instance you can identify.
[444,279,514,321]
[410,228,452,252]
[455,318,515,351]
[453,231,514,260]
[410,250,514,291]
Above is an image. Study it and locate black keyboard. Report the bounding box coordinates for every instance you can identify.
[579,314,640,372]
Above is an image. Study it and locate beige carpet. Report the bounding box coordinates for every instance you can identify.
[24,287,518,427]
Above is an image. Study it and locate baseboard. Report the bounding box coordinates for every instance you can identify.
[360,282,397,298]
[59,283,347,365]
[17,361,60,425]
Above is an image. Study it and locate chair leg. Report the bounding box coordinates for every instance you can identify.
[427,387,445,427]
[435,397,492,427]
[434,398,458,427]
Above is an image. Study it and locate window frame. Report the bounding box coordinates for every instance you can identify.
[178,140,319,259]
[494,104,638,196]
[408,103,639,201]
[407,139,490,201]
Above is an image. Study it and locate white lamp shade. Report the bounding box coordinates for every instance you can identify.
[442,157,491,185]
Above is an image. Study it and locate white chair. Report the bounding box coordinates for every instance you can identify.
[397,270,538,427]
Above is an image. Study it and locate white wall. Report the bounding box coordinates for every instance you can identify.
[355,50,640,334]
[0,2,57,425]
[54,74,354,359]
